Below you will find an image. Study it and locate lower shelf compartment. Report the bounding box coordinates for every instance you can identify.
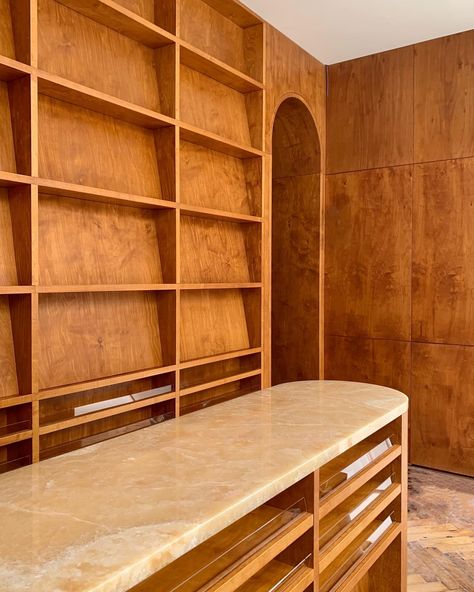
[319,515,401,592]
[180,374,261,416]
[0,439,32,473]
[39,398,175,460]
[235,558,313,592]
[130,500,313,592]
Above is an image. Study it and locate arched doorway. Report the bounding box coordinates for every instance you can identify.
[271,97,321,385]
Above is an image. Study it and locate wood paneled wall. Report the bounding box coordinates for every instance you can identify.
[325,29,474,477]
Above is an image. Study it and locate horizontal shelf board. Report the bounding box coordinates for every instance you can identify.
[0,395,33,410]
[39,391,176,435]
[200,0,262,28]
[180,122,264,159]
[0,286,33,295]
[0,171,33,187]
[179,347,262,370]
[180,283,262,290]
[180,369,262,397]
[319,483,401,573]
[39,365,177,401]
[322,523,402,592]
[36,179,177,209]
[0,56,31,81]
[180,203,263,223]
[38,285,177,294]
[319,444,402,519]
[37,71,176,129]
[180,42,263,93]
[0,430,33,447]
[56,0,176,47]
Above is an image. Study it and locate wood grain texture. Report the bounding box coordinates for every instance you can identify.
[412,158,474,345]
[180,289,258,361]
[325,166,412,340]
[38,194,175,285]
[411,343,474,476]
[180,215,260,283]
[272,173,320,385]
[414,30,474,162]
[0,190,19,285]
[180,64,257,146]
[264,26,326,386]
[38,292,169,389]
[325,336,411,396]
[38,95,164,196]
[0,0,15,60]
[180,0,248,74]
[327,47,414,173]
[408,466,474,592]
[180,140,261,215]
[38,0,165,111]
[265,27,326,154]
[0,81,17,173]
[0,297,19,398]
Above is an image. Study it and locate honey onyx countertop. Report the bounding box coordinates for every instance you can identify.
[0,381,408,592]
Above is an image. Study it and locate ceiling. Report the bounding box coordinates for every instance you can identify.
[241,0,474,64]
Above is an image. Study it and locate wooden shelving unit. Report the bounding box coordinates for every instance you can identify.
[0,0,265,470]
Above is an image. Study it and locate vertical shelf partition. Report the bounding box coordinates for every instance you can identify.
[0,0,265,470]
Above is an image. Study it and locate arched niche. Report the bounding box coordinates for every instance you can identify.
[271,97,321,385]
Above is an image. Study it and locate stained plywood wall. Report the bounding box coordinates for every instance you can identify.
[325,30,474,477]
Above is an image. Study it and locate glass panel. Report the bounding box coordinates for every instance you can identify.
[320,472,395,548]
[320,513,395,592]
[320,436,395,497]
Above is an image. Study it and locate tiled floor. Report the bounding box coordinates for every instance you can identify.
[407,466,474,591]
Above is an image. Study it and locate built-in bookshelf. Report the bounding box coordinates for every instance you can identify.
[0,0,265,470]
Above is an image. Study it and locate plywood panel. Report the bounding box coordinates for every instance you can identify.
[38,292,166,388]
[38,95,163,196]
[180,65,252,145]
[272,174,320,385]
[112,0,155,22]
[413,158,474,345]
[414,31,474,162]
[265,27,326,154]
[38,195,169,285]
[0,297,19,398]
[325,336,411,395]
[325,166,412,340]
[180,290,252,361]
[180,141,261,215]
[180,0,246,73]
[0,0,15,60]
[0,82,17,173]
[38,0,163,111]
[327,47,414,173]
[0,190,19,285]
[411,343,474,476]
[180,216,259,283]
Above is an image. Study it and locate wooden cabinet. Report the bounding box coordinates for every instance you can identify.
[128,415,408,592]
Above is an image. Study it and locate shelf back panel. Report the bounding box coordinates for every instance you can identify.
[180,289,259,361]
[180,65,253,146]
[38,0,166,111]
[38,291,173,389]
[0,297,19,398]
[180,140,262,215]
[38,95,165,196]
[38,194,175,285]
